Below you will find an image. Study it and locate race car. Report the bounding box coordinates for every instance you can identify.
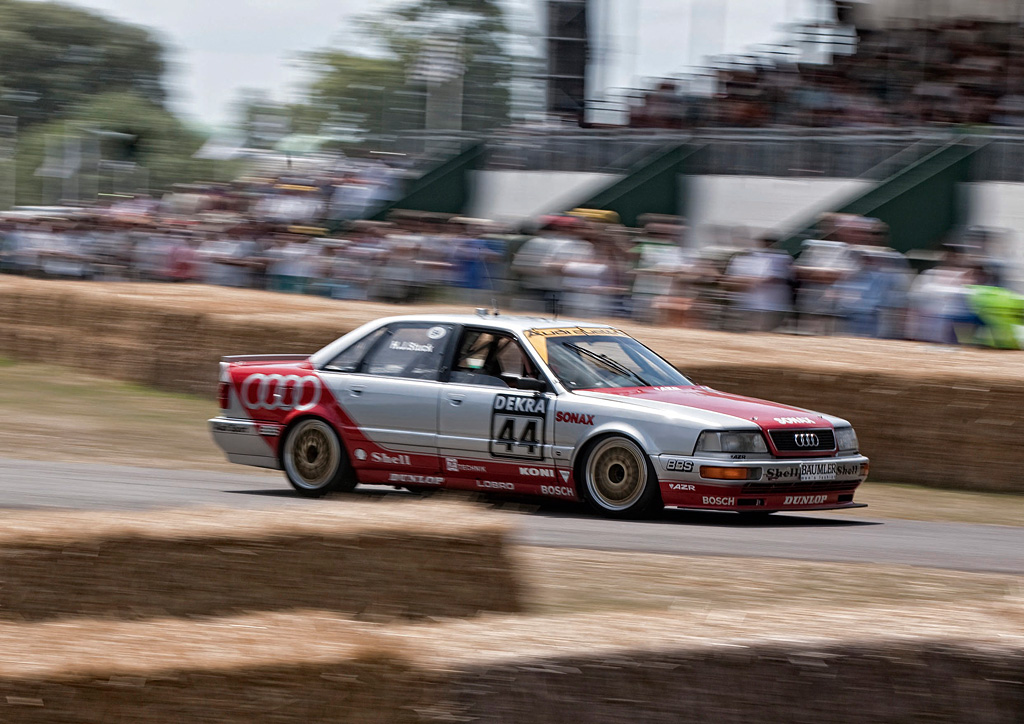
[209,313,869,517]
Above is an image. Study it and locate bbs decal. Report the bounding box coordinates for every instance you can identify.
[490,394,547,460]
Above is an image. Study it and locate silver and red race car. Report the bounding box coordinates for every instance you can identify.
[210,313,868,517]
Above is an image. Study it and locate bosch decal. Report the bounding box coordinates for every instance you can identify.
[773,417,816,425]
[556,411,594,425]
[490,394,547,460]
[241,374,322,412]
[541,485,573,497]
[702,496,736,506]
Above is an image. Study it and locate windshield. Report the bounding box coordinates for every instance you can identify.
[525,328,692,391]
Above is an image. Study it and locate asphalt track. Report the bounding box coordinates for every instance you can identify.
[2,457,1022,575]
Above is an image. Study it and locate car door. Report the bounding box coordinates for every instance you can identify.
[319,322,454,480]
[438,328,557,491]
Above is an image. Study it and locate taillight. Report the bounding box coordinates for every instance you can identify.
[218,382,230,410]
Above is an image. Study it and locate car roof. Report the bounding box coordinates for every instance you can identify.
[368,313,620,335]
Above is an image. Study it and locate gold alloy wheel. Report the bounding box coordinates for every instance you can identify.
[585,437,648,511]
[285,419,340,490]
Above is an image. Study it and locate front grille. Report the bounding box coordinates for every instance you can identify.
[768,428,836,454]
[742,479,860,495]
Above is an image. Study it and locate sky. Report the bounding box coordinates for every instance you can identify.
[35,0,825,128]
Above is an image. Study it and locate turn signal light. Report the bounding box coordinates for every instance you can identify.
[218,382,230,410]
[700,466,753,480]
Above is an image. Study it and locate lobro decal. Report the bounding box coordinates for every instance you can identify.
[241,374,322,412]
[477,480,515,491]
[556,411,594,425]
[490,394,547,460]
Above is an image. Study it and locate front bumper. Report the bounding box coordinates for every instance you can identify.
[656,453,870,512]
[209,417,281,470]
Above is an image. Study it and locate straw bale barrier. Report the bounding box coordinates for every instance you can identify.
[0,502,521,622]
[0,605,1020,722]
[1,277,1023,491]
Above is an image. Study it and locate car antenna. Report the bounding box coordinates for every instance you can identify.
[491,296,499,317]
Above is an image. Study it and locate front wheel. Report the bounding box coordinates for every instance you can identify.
[580,436,661,518]
[282,418,355,498]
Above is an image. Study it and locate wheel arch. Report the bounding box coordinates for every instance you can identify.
[569,421,657,476]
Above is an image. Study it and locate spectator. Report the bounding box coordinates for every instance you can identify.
[723,233,794,332]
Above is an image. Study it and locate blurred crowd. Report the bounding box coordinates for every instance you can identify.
[2,196,1022,349]
[632,19,1024,129]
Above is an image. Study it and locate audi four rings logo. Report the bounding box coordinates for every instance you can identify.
[794,433,820,448]
[241,374,322,412]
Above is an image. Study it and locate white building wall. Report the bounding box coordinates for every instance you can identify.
[685,175,871,247]
[467,171,621,222]
[965,182,1024,293]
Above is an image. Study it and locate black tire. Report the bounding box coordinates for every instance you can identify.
[281,418,356,498]
[578,435,662,518]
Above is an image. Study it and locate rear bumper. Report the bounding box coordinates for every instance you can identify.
[209,417,280,470]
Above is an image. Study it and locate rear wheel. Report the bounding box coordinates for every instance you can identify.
[282,418,355,497]
[580,436,661,518]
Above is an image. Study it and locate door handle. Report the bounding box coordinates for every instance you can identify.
[349,386,365,397]
[447,393,465,406]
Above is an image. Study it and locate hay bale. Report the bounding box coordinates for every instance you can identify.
[0,501,521,622]
[0,604,1020,723]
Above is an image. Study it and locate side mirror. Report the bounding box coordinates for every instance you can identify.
[501,373,547,392]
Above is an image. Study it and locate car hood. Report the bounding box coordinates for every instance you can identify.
[574,385,833,431]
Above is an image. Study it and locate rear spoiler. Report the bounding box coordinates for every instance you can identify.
[221,354,312,363]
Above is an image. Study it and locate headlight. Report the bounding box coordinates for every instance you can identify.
[835,426,858,453]
[694,430,767,454]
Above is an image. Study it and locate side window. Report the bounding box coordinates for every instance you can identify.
[450,330,538,387]
[323,328,386,372]
[362,324,452,380]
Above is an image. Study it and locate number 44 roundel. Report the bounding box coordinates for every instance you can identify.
[490,394,546,460]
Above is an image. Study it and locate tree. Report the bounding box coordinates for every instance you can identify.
[359,0,514,132]
[17,92,234,204]
[0,0,166,127]
[295,0,516,137]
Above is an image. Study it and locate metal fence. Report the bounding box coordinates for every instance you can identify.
[387,127,1024,182]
